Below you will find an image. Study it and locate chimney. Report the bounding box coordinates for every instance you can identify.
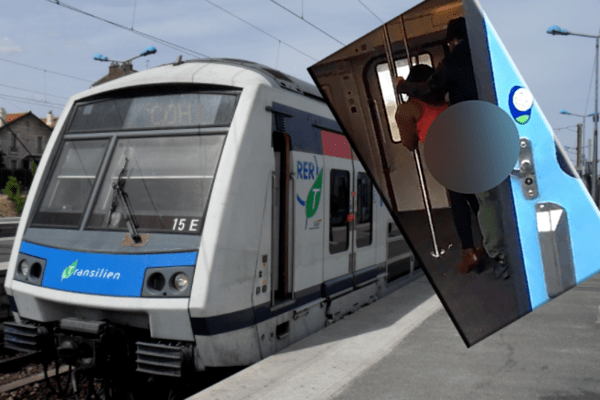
[46,110,54,127]
[108,61,134,79]
[0,108,5,127]
[108,61,121,79]
[122,62,134,76]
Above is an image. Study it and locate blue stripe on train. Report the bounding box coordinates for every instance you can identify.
[20,241,197,297]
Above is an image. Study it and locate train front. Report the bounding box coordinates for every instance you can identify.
[2,67,240,382]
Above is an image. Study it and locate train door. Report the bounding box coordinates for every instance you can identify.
[322,132,353,281]
[353,159,377,274]
[271,132,293,303]
[310,0,600,347]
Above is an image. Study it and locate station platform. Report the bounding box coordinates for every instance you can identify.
[190,272,600,400]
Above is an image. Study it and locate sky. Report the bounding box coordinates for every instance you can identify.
[1,0,600,165]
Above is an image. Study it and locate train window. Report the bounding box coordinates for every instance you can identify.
[31,139,110,228]
[376,53,432,143]
[329,169,350,254]
[356,172,372,247]
[86,134,225,234]
[68,92,238,132]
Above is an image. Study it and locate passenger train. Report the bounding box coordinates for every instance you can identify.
[3,58,418,389]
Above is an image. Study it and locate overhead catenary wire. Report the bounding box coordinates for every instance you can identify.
[0,98,64,112]
[0,96,24,111]
[205,0,317,62]
[357,0,383,23]
[0,57,92,83]
[0,96,63,113]
[43,0,209,59]
[131,0,138,30]
[276,40,282,69]
[0,83,70,100]
[269,0,345,46]
[554,125,579,132]
[0,93,64,108]
[0,95,61,110]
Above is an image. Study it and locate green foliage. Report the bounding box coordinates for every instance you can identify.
[31,161,37,177]
[3,176,25,214]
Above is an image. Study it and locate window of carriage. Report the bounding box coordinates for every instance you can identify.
[356,172,372,247]
[375,53,433,143]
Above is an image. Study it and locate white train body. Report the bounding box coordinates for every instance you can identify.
[3,59,416,376]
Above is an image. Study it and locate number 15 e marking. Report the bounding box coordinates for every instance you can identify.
[172,218,200,232]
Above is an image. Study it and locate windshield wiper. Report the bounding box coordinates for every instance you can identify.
[106,158,141,243]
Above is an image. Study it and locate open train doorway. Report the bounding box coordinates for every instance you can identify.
[308,0,600,346]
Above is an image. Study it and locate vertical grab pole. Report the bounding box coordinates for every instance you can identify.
[382,22,443,258]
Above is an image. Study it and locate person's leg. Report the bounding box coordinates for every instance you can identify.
[464,193,480,215]
[448,190,474,249]
[448,190,483,273]
[475,188,510,279]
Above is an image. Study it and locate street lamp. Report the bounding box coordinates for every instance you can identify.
[94,46,157,76]
[548,25,600,205]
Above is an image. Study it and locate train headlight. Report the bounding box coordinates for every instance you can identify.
[141,266,194,297]
[19,260,30,277]
[173,273,189,291]
[14,254,47,285]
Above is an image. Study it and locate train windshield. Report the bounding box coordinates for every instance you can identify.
[86,135,224,233]
[31,139,110,227]
[31,89,237,233]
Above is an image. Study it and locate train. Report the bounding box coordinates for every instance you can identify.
[2,57,419,393]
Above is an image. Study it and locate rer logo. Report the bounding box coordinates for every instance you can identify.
[296,157,323,229]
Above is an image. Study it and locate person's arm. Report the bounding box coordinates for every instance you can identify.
[394,101,420,152]
[395,77,428,98]
[395,62,448,98]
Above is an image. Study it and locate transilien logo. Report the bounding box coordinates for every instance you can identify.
[61,259,78,281]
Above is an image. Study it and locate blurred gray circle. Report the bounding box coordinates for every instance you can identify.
[424,100,520,194]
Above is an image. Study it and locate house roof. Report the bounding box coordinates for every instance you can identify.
[1,111,57,130]
[4,112,29,124]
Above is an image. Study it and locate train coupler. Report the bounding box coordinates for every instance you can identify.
[55,317,127,372]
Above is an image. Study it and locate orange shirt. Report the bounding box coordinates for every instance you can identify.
[414,99,448,143]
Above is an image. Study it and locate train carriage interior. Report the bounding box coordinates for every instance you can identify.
[309,0,531,346]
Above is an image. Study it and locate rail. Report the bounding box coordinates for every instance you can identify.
[0,218,19,238]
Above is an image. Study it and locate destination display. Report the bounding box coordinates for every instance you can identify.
[68,92,238,132]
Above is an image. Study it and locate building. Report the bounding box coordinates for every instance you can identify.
[92,61,137,87]
[0,108,56,172]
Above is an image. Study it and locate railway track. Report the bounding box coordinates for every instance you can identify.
[0,361,69,396]
[0,351,40,374]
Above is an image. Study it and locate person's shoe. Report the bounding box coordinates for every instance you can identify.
[493,253,510,280]
[474,247,488,274]
[458,248,480,274]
